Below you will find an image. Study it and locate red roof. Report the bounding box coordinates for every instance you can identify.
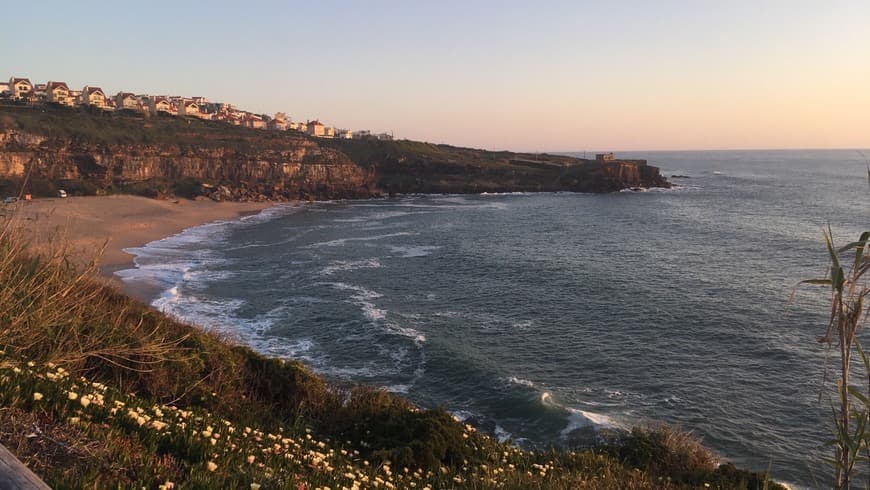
[10,77,31,85]
[48,81,70,91]
[85,86,105,95]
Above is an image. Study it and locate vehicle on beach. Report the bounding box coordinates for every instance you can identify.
[57,190,68,198]
[3,197,18,204]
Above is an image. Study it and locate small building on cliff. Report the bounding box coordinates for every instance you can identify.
[178,99,203,118]
[9,77,32,99]
[81,86,108,108]
[47,81,73,105]
[268,112,287,130]
[149,96,173,115]
[307,120,325,137]
[596,152,615,161]
[115,92,139,110]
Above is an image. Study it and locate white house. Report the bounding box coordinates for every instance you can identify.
[9,77,33,99]
[149,96,173,114]
[46,81,73,105]
[306,120,325,137]
[81,86,108,108]
[115,92,139,110]
[178,99,201,117]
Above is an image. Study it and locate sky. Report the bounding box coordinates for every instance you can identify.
[2,1,869,152]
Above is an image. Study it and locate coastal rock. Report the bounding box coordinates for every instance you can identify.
[0,108,669,198]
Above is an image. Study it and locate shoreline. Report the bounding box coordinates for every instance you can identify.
[8,195,274,302]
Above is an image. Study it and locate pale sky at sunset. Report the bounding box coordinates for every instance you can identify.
[2,1,868,152]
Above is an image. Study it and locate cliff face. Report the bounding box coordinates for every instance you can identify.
[0,107,669,199]
[328,140,670,195]
[0,128,377,200]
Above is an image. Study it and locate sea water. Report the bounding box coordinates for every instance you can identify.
[118,149,870,487]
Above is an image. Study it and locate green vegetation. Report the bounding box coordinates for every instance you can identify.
[0,104,304,150]
[801,229,870,489]
[0,217,783,488]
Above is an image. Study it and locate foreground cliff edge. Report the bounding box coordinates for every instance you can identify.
[0,104,669,200]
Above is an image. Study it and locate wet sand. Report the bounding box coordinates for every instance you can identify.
[5,195,273,299]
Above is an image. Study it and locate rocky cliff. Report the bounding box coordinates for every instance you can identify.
[0,106,668,199]
[327,139,670,194]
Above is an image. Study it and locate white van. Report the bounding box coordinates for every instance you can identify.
[57,190,68,198]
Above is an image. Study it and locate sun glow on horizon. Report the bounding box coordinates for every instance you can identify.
[2,1,868,152]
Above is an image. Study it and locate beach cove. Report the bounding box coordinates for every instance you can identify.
[9,195,272,297]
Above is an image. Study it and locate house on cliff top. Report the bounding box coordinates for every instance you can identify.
[115,92,139,110]
[81,86,108,108]
[47,81,73,105]
[149,96,173,115]
[178,99,204,118]
[306,120,325,137]
[9,77,32,99]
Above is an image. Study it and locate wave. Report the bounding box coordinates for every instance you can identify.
[320,282,426,344]
[307,231,416,248]
[539,392,620,438]
[319,258,382,276]
[504,376,536,388]
[480,191,531,196]
[387,245,441,258]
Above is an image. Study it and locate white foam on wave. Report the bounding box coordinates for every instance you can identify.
[387,245,441,258]
[321,282,426,344]
[480,191,531,196]
[385,384,412,394]
[319,258,382,276]
[117,203,294,297]
[505,376,536,388]
[494,425,513,443]
[386,322,426,344]
[333,210,413,224]
[539,392,620,438]
[239,203,303,224]
[450,410,478,423]
[308,231,416,248]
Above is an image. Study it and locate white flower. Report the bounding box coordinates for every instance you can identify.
[67,391,78,401]
[207,461,218,472]
[250,484,261,490]
[32,392,43,401]
[80,396,91,408]
[246,455,256,464]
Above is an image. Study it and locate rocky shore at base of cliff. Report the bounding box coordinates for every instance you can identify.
[0,105,669,200]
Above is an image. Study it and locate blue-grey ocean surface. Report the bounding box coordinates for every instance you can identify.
[118,150,869,487]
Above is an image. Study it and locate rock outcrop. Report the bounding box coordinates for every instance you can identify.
[0,127,377,201]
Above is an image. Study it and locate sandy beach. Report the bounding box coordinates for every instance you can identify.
[5,195,273,289]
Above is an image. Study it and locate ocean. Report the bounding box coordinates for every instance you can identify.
[117,149,869,487]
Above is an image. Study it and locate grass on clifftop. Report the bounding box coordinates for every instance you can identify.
[0,212,782,489]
